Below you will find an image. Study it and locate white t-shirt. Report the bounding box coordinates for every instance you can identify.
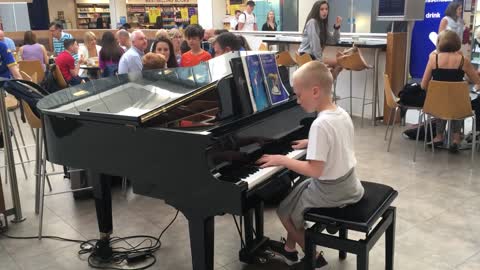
[237,11,256,31]
[230,18,238,30]
[306,106,356,180]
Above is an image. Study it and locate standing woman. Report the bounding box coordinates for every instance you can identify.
[262,11,277,31]
[298,0,341,67]
[439,2,464,39]
[98,31,124,77]
[151,37,178,68]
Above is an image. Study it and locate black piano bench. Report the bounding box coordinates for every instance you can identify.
[303,181,398,270]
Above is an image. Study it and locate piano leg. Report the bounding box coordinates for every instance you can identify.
[90,171,113,260]
[239,202,270,264]
[187,215,215,270]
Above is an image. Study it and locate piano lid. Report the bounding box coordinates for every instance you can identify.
[37,54,237,125]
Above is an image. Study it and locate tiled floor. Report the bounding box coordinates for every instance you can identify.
[1,113,480,270]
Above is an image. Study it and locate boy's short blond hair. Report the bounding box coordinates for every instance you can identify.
[142,52,166,70]
[293,61,333,94]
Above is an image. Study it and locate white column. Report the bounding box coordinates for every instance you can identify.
[198,0,225,29]
[298,0,317,31]
[110,0,127,29]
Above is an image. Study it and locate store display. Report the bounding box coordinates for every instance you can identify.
[127,4,197,28]
[76,4,110,29]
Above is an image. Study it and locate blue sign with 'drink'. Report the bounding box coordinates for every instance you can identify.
[410,0,454,78]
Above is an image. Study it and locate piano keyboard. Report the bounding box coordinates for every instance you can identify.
[241,149,306,189]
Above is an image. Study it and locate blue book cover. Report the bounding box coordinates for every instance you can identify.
[244,55,270,111]
[258,54,290,105]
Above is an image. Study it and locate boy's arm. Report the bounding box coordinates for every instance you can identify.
[256,155,324,179]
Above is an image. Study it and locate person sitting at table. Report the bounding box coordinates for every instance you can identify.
[118,30,148,74]
[49,22,77,63]
[116,29,131,51]
[142,52,166,70]
[18,31,49,72]
[99,32,124,77]
[55,39,87,86]
[79,31,102,77]
[151,37,178,68]
[0,41,22,79]
[79,31,101,59]
[421,30,480,152]
[0,30,16,52]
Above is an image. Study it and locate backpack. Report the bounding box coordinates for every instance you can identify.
[0,79,49,118]
[235,12,255,30]
[40,64,62,93]
[398,82,426,108]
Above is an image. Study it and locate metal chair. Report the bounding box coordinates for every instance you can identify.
[383,74,423,152]
[1,95,29,181]
[414,80,477,163]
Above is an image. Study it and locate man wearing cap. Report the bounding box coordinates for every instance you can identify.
[237,1,258,31]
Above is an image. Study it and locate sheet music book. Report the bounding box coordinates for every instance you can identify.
[242,55,270,112]
[258,54,290,106]
[230,57,254,115]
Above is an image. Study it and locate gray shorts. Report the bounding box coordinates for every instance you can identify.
[277,168,364,229]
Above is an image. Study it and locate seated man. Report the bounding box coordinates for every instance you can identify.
[0,30,16,52]
[213,32,242,57]
[55,39,86,86]
[0,41,21,79]
[256,61,364,269]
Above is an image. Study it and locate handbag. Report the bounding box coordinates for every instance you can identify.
[336,45,371,71]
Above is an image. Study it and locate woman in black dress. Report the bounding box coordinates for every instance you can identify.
[262,11,277,31]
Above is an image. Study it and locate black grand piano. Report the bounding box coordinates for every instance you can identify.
[37,53,313,270]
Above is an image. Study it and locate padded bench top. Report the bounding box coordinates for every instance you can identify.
[304,181,397,232]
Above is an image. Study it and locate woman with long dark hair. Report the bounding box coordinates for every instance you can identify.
[99,31,125,77]
[439,2,464,39]
[151,37,178,68]
[298,0,342,66]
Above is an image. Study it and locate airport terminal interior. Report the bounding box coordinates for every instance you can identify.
[1,0,480,270]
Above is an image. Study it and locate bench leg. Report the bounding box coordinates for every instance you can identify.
[357,248,369,270]
[339,228,348,260]
[385,207,396,270]
[304,230,316,270]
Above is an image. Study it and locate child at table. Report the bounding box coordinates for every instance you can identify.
[256,61,364,269]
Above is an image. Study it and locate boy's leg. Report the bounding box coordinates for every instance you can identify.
[280,216,305,250]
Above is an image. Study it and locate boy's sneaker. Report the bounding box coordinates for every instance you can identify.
[292,252,329,270]
[269,238,299,265]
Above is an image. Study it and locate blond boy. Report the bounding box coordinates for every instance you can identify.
[257,61,364,268]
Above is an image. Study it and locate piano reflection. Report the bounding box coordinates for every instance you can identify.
[37,52,314,270]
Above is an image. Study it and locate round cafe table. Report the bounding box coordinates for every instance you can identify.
[80,65,101,80]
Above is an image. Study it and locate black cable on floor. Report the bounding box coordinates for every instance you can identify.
[0,209,181,270]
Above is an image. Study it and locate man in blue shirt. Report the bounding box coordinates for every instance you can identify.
[0,30,16,52]
[0,42,21,79]
[49,22,78,63]
[118,30,147,74]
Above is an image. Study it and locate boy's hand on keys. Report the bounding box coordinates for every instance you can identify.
[292,139,308,150]
[256,154,286,168]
